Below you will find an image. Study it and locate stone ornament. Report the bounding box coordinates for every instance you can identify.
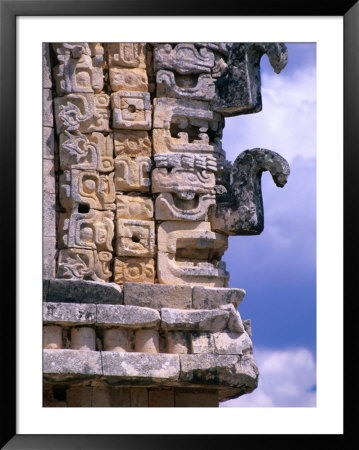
[114,155,151,192]
[111,91,151,130]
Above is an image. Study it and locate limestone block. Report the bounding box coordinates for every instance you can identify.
[97,304,160,328]
[157,252,229,287]
[58,209,114,252]
[135,330,159,353]
[192,286,246,309]
[71,326,96,350]
[42,43,52,88]
[43,237,57,279]
[57,248,112,282]
[114,257,155,284]
[59,170,115,211]
[43,325,62,349]
[54,93,110,134]
[43,349,102,379]
[59,131,114,172]
[131,388,148,407]
[101,352,180,381]
[111,91,151,130]
[43,88,53,127]
[155,193,215,222]
[107,43,146,69]
[243,319,252,337]
[166,331,189,354]
[114,156,151,192]
[43,127,55,159]
[174,390,218,407]
[43,302,96,324]
[116,193,153,220]
[103,328,128,352]
[45,278,123,304]
[190,332,212,354]
[219,303,245,334]
[124,283,192,310]
[158,221,228,259]
[179,354,258,389]
[43,159,56,194]
[213,331,253,355]
[154,44,214,74]
[53,48,104,95]
[114,130,151,157]
[52,42,92,58]
[116,219,155,257]
[66,386,92,407]
[110,68,148,92]
[43,192,56,237]
[156,70,215,101]
[149,388,175,407]
[161,308,229,332]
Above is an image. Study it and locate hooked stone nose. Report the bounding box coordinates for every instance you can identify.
[212,43,288,117]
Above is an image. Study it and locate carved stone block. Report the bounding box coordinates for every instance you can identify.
[155,193,215,222]
[59,170,115,211]
[59,131,114,172]
[114,257,155,284]
[107,43,146,69]
[57,248,112,282]
[154,44,215,74]
[114,130,151,157]
[156,70,215,101]
[110,68,148,92]
[116,219,155,257]
[54,93,110,134]
[111,91,151,130]
[58,209,114,252]
[116,194,153,220]
[114,156,151,192]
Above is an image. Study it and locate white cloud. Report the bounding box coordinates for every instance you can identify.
[220,347,316,407]
[222,67,316,164]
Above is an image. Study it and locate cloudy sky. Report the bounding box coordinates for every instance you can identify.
[220,43,317,407]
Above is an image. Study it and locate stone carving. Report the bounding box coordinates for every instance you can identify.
[154,44,215,74]
[107,43,146,68]
[209,148,290,235]
[114,155,151,192]
[59,131,114,172]
[116,194,153,220]
[111,91,151,130]
[55,93,110,133]
[156,70,215,101]
[110,68,148,92]
[155,192,216,221]
[116,219,155,257]
[114,257,155,284]
[114,130,151,157]
[59,170,115,211]
[58,209,114,252]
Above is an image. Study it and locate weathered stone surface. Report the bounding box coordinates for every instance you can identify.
[103,328,128,352]
[154,44,215,74]
[45,278,123,304]
[110,68,148,92]
[43,302,96,324]
[114,130,151,157]
[43,325,62,349]
[165,331,189,354]
[114,257,155,284]
[111,91,151,130]
[210,149,290,235]
[135,329,160,353]
[43,43,52,88]
[124,283,192,310]
[114,155,151,192]
[43,193,56,237]
[57,248,111,282]
[43,159,56,194]
[116,219,155,257]
[161,308,229,332]
[107,43,146,69]
[179,354,258,389]
[219,303,245,334]
[66,386,92,407]
[71,326,96,350]
[59,131,114,172]
[43,126,55,159]
[174,389,218,407]
[97,304,160,328]
[149,388,175,407]
[43,237,57,279]
[156,70,215,101]
[155,192,215,222]
[116,193,153,220]
[43,349,102,378]
[130,388,148,406]
[192,286,245,309]
[101,352,180,381]
[243,319,252,337]
[191,331,252,355]
[54,93,110,134]
[59,169,115,211]
[58,209,114,252]
[43,88,54,127]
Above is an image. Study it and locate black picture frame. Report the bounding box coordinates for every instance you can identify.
[1,1,356,448]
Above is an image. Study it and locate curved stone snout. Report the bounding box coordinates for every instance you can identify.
[210,148,290,235]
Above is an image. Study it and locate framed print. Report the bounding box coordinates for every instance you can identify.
[1,0,357,448]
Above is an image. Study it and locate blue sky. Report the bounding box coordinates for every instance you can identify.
[220,43,317,407]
